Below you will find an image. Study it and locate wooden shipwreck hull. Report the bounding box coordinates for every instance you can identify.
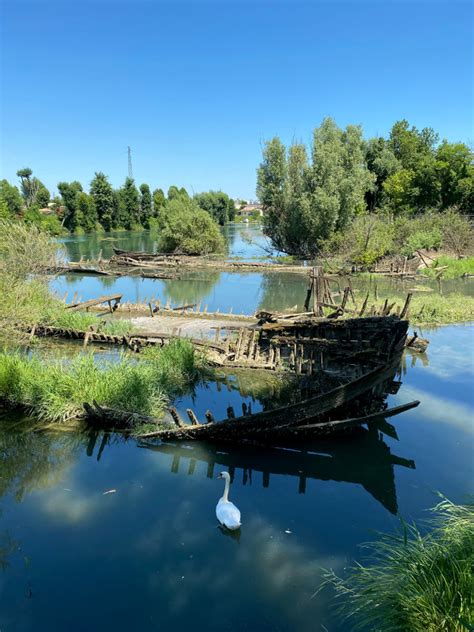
[86,350,418,444]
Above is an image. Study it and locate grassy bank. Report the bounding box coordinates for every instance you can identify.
[319,498,474,631]
[421,256,474,280]
[40,300,134,336]
[0,340,208,424]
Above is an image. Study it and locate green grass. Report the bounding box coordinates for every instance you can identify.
[40,301,134,336]
[421,256,474,280]
[408,294,474,325]
[0,339,209,424]
[319,498,474,631]
[332,292,474,325]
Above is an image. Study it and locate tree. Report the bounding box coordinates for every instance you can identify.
[139,183,152,228]
[389,119,438,169]
[194,191,233,225]
[167,185,189,201]
[227,198,236,222]
[435,141,474,212]
[57,181,83,231]
[152,188,165,217]
[76,192,98,232]
[119,177,140,229]
[90,172,114,231]
[365,138,400,211]
[154,197,225,255]
[17,168,39,208]
[257,137,287,251]
[0,180,23,215]
[36,183,50,208]
[258,119,374,255]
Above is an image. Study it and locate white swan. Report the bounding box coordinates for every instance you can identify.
[216,472,241,530]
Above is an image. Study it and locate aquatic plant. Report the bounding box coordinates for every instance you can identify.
[0,340,208,424]
[318,498,474,631]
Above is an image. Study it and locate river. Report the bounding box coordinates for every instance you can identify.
[0,226,473,631]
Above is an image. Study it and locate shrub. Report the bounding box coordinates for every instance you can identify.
[323,214,395,266]
[438,207,473,257]
[401,228,442,257]
[153,197,225,255]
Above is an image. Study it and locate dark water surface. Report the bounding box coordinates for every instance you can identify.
[53,226,473,314]
[0,325,473,631]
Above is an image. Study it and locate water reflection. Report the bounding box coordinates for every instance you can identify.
[137,427,415,515]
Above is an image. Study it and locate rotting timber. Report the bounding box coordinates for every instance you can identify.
[75,267,419,443]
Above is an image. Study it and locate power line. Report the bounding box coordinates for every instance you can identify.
[127,146,133,180]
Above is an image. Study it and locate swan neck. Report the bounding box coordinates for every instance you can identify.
[222,476,230,501]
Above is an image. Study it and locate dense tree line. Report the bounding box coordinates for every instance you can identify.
[0,169,236,235]
[257,118,474,257]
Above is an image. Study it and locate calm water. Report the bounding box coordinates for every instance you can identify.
[53,226,473,314]
[0,325,473,631]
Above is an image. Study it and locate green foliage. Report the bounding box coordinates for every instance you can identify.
[76,191,98,232]
[438,207,473,256]
[152,188,165,216]
[320,498,474,631]
[154,197,225,255]
[401,228,442,257]
[118,177,140,229]
[420,255,474,280]
[57,181,83,231]
[0,339,208,424]
[194,190,233,225]
[0,180,23,215]
[365,137,400,211]
[139,183,152,228]
[36,184,50,208]
[258,118,374,256]
[0,352,166,423]
[324,213,395,266]
[0,220,58,343]
[90,172,114,231]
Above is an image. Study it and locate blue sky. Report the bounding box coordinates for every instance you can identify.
[1,0,472,199]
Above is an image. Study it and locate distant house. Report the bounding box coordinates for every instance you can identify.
[238,203,263,218]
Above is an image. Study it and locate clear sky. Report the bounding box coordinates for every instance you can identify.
[1,0,473,199]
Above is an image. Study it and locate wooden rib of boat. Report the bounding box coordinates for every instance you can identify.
[84,354,416,443]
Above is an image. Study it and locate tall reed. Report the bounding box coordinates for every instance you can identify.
[318,498,474,631]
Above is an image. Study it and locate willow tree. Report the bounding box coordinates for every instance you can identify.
[257,137,287,251]
[257,118,374,256]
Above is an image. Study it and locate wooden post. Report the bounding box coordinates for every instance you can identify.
[83,331,91,349]
[400,293,413,320]
[312,266,324,316]
[359,291,369,317]
[186,409,200,425]
[205,410,215,424]
[214,326,221,342]
[169,407,184,427]
[340,287,350,312]
[148,302,154,318]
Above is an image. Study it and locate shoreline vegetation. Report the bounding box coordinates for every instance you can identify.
[0,340,208,425]
[319,497,474,631]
